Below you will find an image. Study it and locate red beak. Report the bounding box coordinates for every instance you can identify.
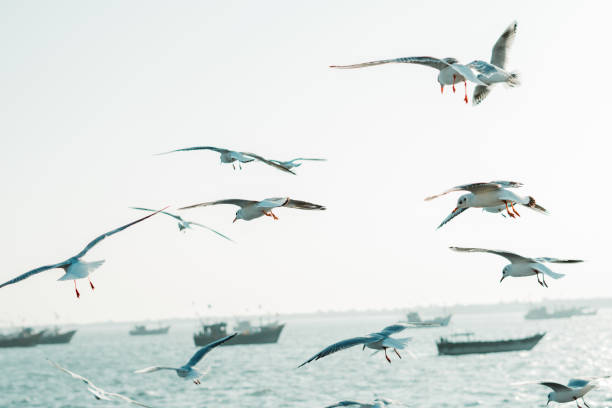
[452,207,458,213]
[232,217,237,223]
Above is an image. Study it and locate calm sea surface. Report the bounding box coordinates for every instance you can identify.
[2,311,612,407]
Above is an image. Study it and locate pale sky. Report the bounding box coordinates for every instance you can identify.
[1,0,610,325]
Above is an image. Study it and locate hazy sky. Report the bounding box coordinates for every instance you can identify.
[1,0,609,325]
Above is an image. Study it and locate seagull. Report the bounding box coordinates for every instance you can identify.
[0,207,166,298]
[330,56,486,103]
[269,157,326,170]
[179,197,326,222]
[450,247,583,287]
[531,377,610,407]
[437,204,509,229]
[425,181,547,229]
[326,398,397,408]
[469,21,520,105]
[299,323,426,367]
[134,333,236,384]
[155,146,294,174]
[130,207,233,242]
[49,359,153,407]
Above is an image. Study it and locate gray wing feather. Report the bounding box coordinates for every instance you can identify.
[330,56,452,71]
[73,208,166,259]
[491,21,518,68]
[436,207,468,230]
[540,382,572,392]
[130,207,182,222]
[240,152,296,175]
[187,222,234,242]
[155,146,228,155]
[533,257,583,264]
[0,262,69,289]
[283,199,326,211]
[450,247,531,263]
[472,85,491,106]
[425,181,522,201]
[186,333,237,367]
[179,199,256,210]
[298,336,376,367]
[568,379,590,388]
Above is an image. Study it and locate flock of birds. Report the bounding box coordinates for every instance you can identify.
[3,19,607,408]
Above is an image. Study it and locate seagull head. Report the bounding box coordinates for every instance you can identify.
[453,194,471,213]
[500,266,510,283]
[233,209,244,223]
[547,393,553,405]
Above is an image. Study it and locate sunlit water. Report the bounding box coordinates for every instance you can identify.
[2,310,612,407]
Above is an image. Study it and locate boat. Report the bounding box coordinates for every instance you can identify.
[524,306,597,320]
[39,327,77,344]
[405,312,452,327]
[0,327,45,348]
[129,325,170,336]
[437,332,545,355]
[193,320,284,346]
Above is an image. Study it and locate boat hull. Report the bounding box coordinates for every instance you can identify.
[39,330,77,344]
[437,333,545,356]
[129,327,170,336]
[194,324,285,347]
[0,331,44,348]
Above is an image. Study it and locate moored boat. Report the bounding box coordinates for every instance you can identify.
[0,328,45,348]
[193,321,284,347]
[406,312,452,327]
[129,325,170,336]
[39,328,77,344]
[524,306,597,320]
[437,332,545,356]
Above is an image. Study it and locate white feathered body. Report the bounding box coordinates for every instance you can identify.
[57,259,105,281]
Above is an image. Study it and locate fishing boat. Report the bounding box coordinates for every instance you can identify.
[39,327,77,344]
[405,312,452,327]
[524,306,597,320]
[129,324,170,336]
[193,320,284,347]
[437,332,545,356]
[0,328,45,348]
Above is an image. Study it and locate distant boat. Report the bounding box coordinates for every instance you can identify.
[437,332,546,356]
[39,327,77,344]
[0,328,45,348]
[129,324,170,336]
[193,320,284,347]
[405,312,452,327]
[524,306,597,320]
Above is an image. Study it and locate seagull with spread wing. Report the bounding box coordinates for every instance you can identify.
[331,56,485,104]
[425,180,547,229]
[269,157,326,170]
[155,146,294,174]
[135,333,236,384]
[49,359,153,407]
[0,208,166,298]
[130,207,233,242]
[468,21,520,105]
[519,377,610,407]
[180,197,325,222]
[299,323,427,367]
[450,247,583,287]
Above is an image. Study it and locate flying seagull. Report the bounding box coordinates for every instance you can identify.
[515,377,610,408]
[469,21,520,105]
[180,197,325,222]
[299,323,426,367]
[49,359,153,407]
[326,398,398,408]
[135,333,236,384]
[130,207,233,242]
[269,157,326,170]
[450,247,583,287]
[436,204,510,229]
[331,56,486,103]
[0,207,166,298]
[155,146,294,174]
[425,181,547,229]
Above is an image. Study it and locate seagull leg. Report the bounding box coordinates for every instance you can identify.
[232,163,236,170]
[394,348,402,359]
[574,397,583,408]
[239,162,242,170]
[452,75,456,93]
[270,211,278,220]
[510,202,521,217]
[74,281,80,298]
[384,347,391,363]
[503,201,516,218]
[464,81,468,104]
[536,273,543,287]
[542,274,548,288]
[440,84,444,94]
[89,279,95,290]
[582,398,591,408]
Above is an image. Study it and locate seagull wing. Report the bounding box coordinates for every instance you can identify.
[472,85,492,106]
[540,382,572,392]
[187,222,235,242]
[130,207,182,222]
[449,64,487,86]
[179,199,256,210]
[530,263,565,280]
[290,158,327,162]
[425,181,522,201]
[533,257,584,264]
[330,56,453,71]
[378,323,431,336]
[436,207,469,230]
[283,199,326,211]
[298,336,376,367]
[133,366,178,374]
[0,261,70,289]
[73,207,166,259]
[257,197,290,209]
[491,21,518,68]
[449,247,531,263]
[155,146,228,155]
[240,152,296,175]
[185,333,237,367]
[105,392,155,408]
[567,379,591,388]
[49,359,96,386]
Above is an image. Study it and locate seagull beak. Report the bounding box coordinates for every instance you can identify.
[547,399,550,406]
[232,217,237,223]
[500,275,506,283]
[452,207,458,213]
